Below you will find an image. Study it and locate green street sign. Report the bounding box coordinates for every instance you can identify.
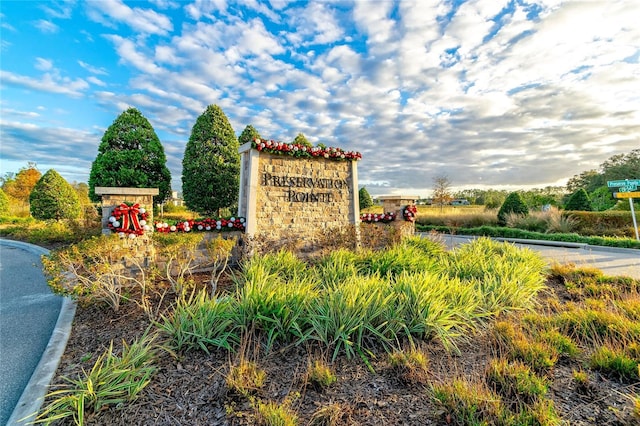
[618,185,638,193]
[608,179,640,188]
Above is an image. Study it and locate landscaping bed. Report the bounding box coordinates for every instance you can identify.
[38,238,639,425]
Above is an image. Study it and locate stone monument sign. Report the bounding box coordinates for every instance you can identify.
[237,139,360,245]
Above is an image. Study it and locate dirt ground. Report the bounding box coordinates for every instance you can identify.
[45,274,639,426]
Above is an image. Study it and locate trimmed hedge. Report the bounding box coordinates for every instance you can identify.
[416,224,640,249]
[564,211,637,236]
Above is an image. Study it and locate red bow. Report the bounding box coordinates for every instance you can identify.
[117,203,141,231]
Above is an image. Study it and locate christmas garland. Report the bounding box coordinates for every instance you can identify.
[403,204,418,222]
[360,212,397,223]
[108,203,151,238]
[252,138,362,161]
[154,217,246,233]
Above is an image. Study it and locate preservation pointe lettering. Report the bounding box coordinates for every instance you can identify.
[261,172,348,203]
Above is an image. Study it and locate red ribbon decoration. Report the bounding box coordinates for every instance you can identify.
[115,203,141,232]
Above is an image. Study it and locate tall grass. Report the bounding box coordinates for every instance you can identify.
[161,237,549,363]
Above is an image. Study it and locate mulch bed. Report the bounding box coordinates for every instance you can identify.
[45,274,638,425]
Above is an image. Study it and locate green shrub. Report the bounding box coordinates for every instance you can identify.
[182,104,239,216]
[497,192,529,226]
[0,188,9,215]
[88,107,172,204]
[29,169,82,220]
[565,188,592,211]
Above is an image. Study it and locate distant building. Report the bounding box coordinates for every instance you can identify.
[169,191,184,206]
[450,199,470,206]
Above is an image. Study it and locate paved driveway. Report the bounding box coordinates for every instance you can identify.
[0,239,74,426]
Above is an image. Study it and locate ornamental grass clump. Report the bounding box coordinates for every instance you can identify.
[443,238,547,314]
[35,333,157,425]
[157,290,239,353]
[390,271,482,350]
[306,274,397,362]
[234,254,317,349]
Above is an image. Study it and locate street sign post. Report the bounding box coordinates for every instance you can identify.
[608,179,639,241]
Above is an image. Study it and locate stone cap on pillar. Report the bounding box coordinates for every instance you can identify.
[378,195,420,212]
[95,187,159,196]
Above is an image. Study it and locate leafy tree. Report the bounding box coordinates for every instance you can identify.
[432,175,453,212]
[566,170,604,194]
[601,149,640,182]
[359,187,373,209]
[239,124,261,145]
[565,188,592,211]
[2,163,41,206]
[498,192,529,225]
[589,186,616,211]
[292,132,312,148]
[182,105,240,216]
[29,169,82,220]
[88,108,171,204]
[0,188,9,215]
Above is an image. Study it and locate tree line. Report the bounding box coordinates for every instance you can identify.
[0,105,316,220]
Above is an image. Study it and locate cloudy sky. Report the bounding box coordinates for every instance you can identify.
[1,0,639,198]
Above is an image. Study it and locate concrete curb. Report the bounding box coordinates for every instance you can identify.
[1,239,77,426]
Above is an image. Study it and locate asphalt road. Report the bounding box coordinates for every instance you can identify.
[434,234,640,279]
[0,240,61,426]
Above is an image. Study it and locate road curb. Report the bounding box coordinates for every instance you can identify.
[1,239,77,426]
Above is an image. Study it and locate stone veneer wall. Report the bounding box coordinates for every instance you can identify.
[238,143,359,245]
[378,195,419,239]
[95,187,159,235]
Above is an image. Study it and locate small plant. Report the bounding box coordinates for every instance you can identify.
[305,359,337,390]
[226,358,266,397]
[205,234,236,294]
[255,399,298,426]
[538,330,579,358]
[388,348,430,385]
[35,333,157,425]
[431,378,505,425]
[589,345,639,381]
[545,210,578,233]
[309,403,346,426]
[572,369,594,394]
[153,232,206,293]
[486,358,548,405]
[634,395,640,419]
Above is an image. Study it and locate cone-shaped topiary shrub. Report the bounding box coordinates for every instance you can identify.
[182,105,240,216]
[239,124,261,145]
[565,188,592,211]
[498,192,529,226]
[30,169,82,220]
[88,107,172,204]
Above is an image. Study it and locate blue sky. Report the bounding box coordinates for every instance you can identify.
[1,0,639,198]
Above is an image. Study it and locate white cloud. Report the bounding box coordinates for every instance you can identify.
[35,58,54,71]
[184,0,227,20]
[78,61,109,75]
[34,19,59,34]
[87,0,173,35]
[0,70,89,97]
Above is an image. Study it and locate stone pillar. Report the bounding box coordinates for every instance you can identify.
[94,187,159,235]
[378,195,419,238]
[238,142,260,237]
